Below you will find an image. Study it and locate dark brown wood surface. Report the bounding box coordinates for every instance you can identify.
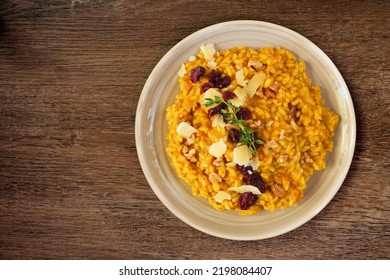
[0,0,389,260]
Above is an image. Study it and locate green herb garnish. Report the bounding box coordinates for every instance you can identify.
[205,96,264,155]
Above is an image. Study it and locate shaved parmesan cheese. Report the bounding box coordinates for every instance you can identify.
[229,96,245,107]
[209,139,227,158]
[207,59,217,69]
[246,71,266,97]
[233,145,252,166]
[176,122,197,138]
[212,114,226,128]
[235,69,247,86]
[178,63,186,77]
[248,156,261,170]
[200,43,215,61]
[228,185,261,194]
[189,56,196,61]
[202,88,222,105]
[233,87,248,100]
[214,191,231,203]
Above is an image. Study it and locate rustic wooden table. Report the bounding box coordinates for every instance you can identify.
[0,0,389,260]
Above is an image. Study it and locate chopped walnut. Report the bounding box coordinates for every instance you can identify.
[213,157,224,167]
[269,81,279,93]
[300,152,313,164]
[289,107,301,120]
[248,59,265,71]
[264,139,278,150]
[279,154,289,163]
[209,172,222,183]
[264,88,277,98]
[271,183,286,197]
[249,120,262,130]
[182,146,197,162]
[185,133,196,145]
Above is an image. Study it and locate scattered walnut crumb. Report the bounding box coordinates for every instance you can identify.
[269,81,279,93]
[209,172,222,183]
[289,107,301,120]
[213,157,224,167]
[264,139,278,150]
[300,152,313,164]
[271,183,286,197]
[182,146,197,162]
[248,59,265,71]
[264,88,277,98]
[185,134,196,145]
[279,154,289,163]
[249,120,262,130]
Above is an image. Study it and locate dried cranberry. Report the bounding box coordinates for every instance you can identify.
[236,164,254,175]
[247,172,266,193]
[201,82,213,93]
[208,102,227,117]
[215,76,231,88]
[236,107,252,120]
[222,90,236,101]
[238,192,258,210]
[209,70,220,85]
[236,164,266,193]
[190,66,205,83]
[209,70,231,88]
[228,128,240,143]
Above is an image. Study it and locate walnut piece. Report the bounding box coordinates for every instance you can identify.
[264,88,277,98]
[249,120,262,130]
[300,152,313,164]
[269,81,279,93]
[212,157,224,167]
[209,172,222,183]
[185,134,196,145]
[182,146,197,162]
[271,184,286,197]
[248,59,265,71]
[279,154,289,163]
[264,139,278,150]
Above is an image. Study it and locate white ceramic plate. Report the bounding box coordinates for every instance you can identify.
[135,20,356,240]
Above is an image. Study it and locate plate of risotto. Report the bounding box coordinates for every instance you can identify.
[136,20,356,240]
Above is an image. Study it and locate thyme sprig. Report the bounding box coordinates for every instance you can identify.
[205,96,264,155]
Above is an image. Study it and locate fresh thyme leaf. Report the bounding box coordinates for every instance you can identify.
[205,95,263,155]
[220,109,228,114]
[204,98,214,107]
[214,96,222,103]
[256,139,265,145]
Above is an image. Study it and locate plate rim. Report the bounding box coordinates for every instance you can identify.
[135,20,356,240]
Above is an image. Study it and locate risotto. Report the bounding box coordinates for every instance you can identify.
[166,44,339,215]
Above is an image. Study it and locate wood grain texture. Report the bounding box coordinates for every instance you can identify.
[0,0,389,259]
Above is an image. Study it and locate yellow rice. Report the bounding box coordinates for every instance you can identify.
[166,45,339,215]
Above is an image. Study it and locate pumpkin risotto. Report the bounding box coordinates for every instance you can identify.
[166,44,339,215]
